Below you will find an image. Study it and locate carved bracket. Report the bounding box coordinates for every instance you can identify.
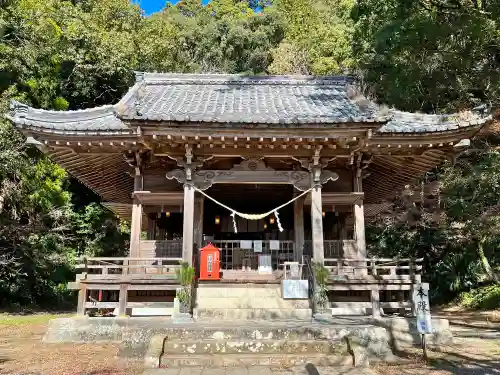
[320,170,339,185]
[165,147,215,181]
[166,169,187,185]
[167,168,311,191]
[166,157,338,191]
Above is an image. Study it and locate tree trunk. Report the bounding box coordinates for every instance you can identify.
[477,239,499,282]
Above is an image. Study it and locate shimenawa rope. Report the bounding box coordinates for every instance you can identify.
[192,186,313,233]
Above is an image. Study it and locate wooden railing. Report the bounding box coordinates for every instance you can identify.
[324,257,423,281]
[73,257,183,316]
[139,240,182,258]
[207,240,294,252]
[304,240,356,258]
[207,240,294,270]
[75,257,183,277]
[83,301,175,313]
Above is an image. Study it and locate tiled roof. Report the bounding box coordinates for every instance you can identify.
[380,109,490,133]
[5,73,492,134]
[6,101,131,135]
[118,73,387,124]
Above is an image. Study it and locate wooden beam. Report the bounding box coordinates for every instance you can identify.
[294,195,305,262]
[371,286,381,318]
[311,185,324,264]
[77,286,87,316]
[118,283,128,316]
[353,170,366,259]
[129,170,143,257]
[182,184,195,265]
[193,194,204,249]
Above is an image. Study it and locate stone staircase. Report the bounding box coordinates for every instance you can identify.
[193,283,313,321]
[146,324,363,369]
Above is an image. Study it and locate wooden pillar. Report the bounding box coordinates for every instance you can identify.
[118,283,128,316]
[311,184,324,264]
[157,228,166,241]
[294,195,305,262]
[147,216,156,240]
[77,286,87,316]
[182,184,195,265]
[354,170,366,258]
[193,195,204,249]
[129,170,143,258]
[371,285,381,318]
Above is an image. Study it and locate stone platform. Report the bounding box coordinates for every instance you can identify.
[43,317,394,367]
[43,315,452,357]
[194,284,312,321]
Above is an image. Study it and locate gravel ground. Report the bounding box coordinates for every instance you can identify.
[374,308,500,375]
[0,311,499,375]
[0,314,142,375]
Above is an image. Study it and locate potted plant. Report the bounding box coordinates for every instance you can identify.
[175,261,195,314]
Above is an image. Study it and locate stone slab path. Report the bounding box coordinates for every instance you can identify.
[143,367,377,375]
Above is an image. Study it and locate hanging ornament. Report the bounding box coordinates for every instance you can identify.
[274,210,283,232]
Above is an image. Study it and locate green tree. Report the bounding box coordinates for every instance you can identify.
[0,0,136,307]
[270,0,354,75]
[353,0,500,112]
[367,149,500,301]
[147,0,284,74]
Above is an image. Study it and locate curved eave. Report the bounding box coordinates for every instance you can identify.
[6,99,492,136]
[379,110,492,135]
[47,148,133,204]
[6,100,132,135]
[102,202,148,229]
[364,149,450,204]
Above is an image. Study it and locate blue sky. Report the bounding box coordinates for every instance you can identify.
[135,0,211,15]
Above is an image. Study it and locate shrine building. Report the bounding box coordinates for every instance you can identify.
[6,73,491,318]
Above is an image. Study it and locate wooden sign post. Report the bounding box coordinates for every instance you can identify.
[412,282,432,360]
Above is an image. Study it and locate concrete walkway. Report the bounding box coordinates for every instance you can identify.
[143,367,377,375]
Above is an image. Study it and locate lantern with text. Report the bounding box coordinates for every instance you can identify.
[199,243,221,281]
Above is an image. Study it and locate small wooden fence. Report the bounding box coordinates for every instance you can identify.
[76,256,183,277]
[324,257,423,281]
[72,257,183,316]
[322,257,423,317]
[206,240,294,271]
[139,240,182,258]
[304,240,357,258]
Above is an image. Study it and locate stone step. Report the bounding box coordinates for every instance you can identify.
[193,308,313,321]
[159,353,354,368]
[196,297,310,309]
[144,367,378,375]
[163,339,347,355]
[196,286,283,299]
[157,325,338,341]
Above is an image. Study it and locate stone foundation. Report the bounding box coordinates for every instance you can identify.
[43,316,393,363]
[315,314,453,350]
[194,284,313,321]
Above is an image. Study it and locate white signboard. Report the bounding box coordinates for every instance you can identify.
[253,240,263,253]
[412,283,433,334]
[290,263,299,278]
[282,280,309,299]
[258,255,272,274]
[269,240,280,250]
[240,240,253,249]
